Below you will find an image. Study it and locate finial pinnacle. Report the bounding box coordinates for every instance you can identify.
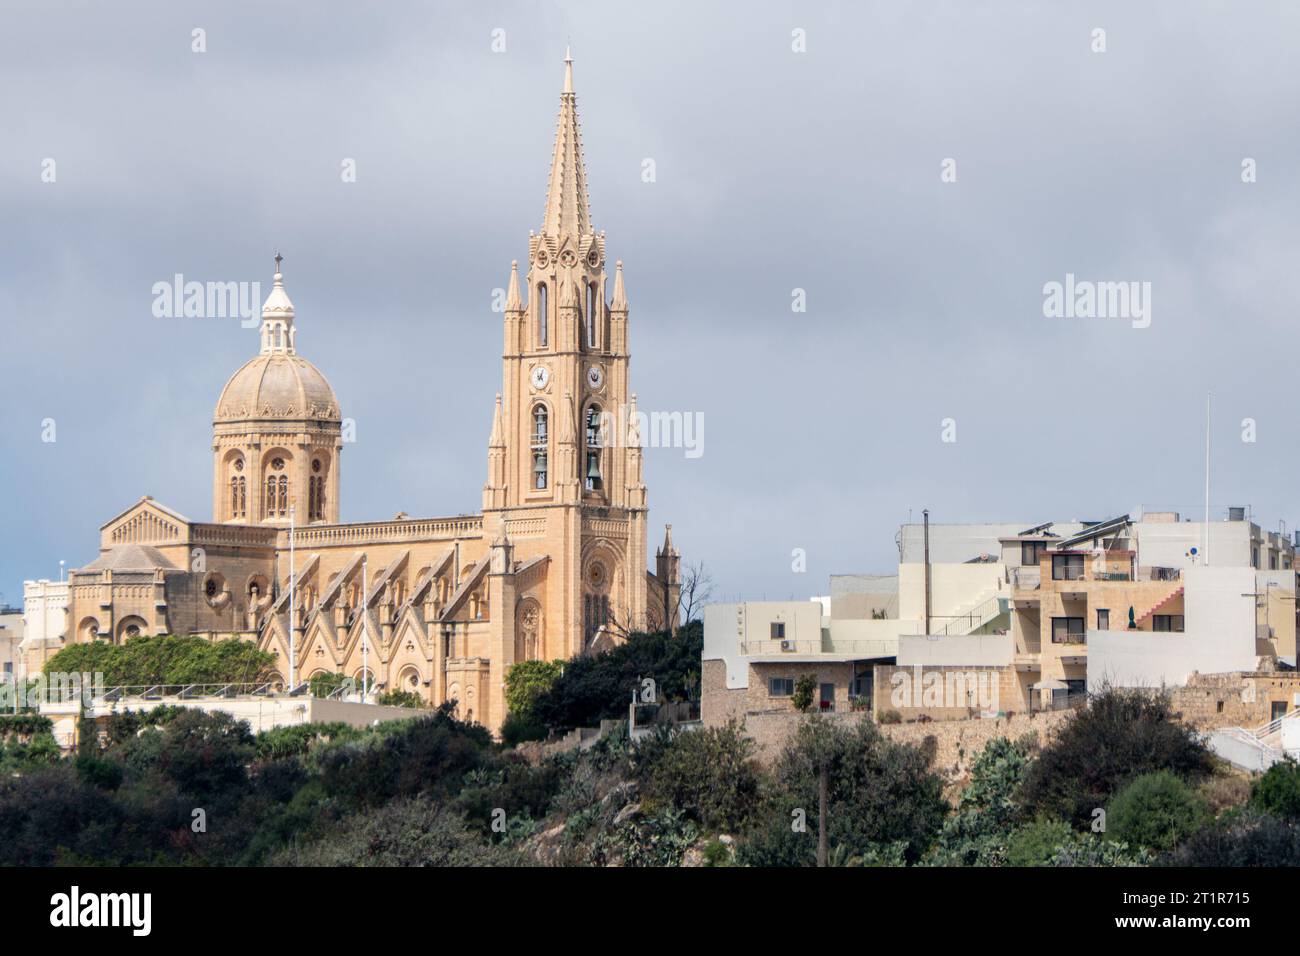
[563,46,573,94]
[274,250,283,277]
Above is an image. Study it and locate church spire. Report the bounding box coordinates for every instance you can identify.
[610,260,628,312]
[505,260,522,312]
[541,47,592,240]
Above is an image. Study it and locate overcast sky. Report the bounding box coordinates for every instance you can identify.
[3,1,1300,607]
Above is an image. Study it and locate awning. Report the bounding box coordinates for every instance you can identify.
[1030,679,1069,691]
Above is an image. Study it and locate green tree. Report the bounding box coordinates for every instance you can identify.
[930,734,1035,865]
[271,797,522,866]
[1250,759,1300,821]
[531,621,702,732]
[744,715,947,866]
[44,634,275,687]
[1106,770,1210,852]
[376,689,424,709]
[503,659,564,743]
[1020,687,1213,827]
[636,721,763,832]
[792,674,817,713]
[1004,819,1074,866]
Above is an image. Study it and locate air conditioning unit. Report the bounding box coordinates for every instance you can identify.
[780,640,794,652]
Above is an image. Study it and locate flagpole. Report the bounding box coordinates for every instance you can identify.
[1204,392,1211,567]
[361,556,369,704]
[288,504,296,691]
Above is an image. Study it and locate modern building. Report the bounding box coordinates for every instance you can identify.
[20,578,69,675]
[0,605,22,686]
[47,52,682,734]
[703,509,1298,725]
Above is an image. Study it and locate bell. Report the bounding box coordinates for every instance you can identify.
[533,455,547,474]
[587,455,601,480]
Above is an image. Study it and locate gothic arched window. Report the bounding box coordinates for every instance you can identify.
[586,283,598,349]
[532,404,549,490]
[536,284,548,348]
[278,475,289,515]
[265,476,277,518]
[585,405,603,492]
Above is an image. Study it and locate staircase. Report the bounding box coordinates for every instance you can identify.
[936,592,1009,636]
[1207,710,1299,772]
[1132,585,1184,628]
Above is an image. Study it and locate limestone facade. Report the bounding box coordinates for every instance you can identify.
[57,53,681,733]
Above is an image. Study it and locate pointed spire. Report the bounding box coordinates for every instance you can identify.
[541,48,592,240]
[505,260,522,312]
[610,260,628,311]
[488,393,504,447]
[662,524,676,556]
[626,392,642,447]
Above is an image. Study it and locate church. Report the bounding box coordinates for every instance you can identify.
[57,52,682,732]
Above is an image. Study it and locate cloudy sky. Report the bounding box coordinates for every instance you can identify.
[3,0,1299,607]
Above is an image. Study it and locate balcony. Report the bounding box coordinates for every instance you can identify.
[1011,566,1041,590]
[739,637,897,660]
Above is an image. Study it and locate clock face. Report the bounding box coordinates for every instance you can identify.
[530,364,550,390]
[586,365,604,390]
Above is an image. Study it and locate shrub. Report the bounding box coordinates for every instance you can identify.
[1020,687,1213,827]
[1106,771,1210,852]
[1250,759,1300,821]
[376,689,424,708]
[1004,819,1074,866]
[505,659,564,720]
[636,721,763,832]
[1164,809,1300,866]
[271,797,522,866]
[254,722,362,761]
[792,674,817,713]
[308,671,349,698]
[590,806,699,867]
[530,621,702,732]
[751,715,947,865]
[44,634,275,687]
[1048,833,1145,867]
[930,735,1035,866]
[878,709,901,724]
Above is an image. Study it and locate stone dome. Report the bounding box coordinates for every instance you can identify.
[214,352,339,423]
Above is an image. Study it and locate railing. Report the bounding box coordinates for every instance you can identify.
[101,682,275,700]
[1051,565,1086,582]
[1034,691,1087,712]
[1143,566,1182,582]
[633,700,701,727]
[1011,567,1041,590]
[1050,632,1086,645]
[935,594,1006,636]
[739,638,897,658]
[35,681,277,704]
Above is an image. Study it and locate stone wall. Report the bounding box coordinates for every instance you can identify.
[1171,671,1300,730]
[715,696,1072,785]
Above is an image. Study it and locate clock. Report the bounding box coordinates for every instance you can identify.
[530,364,550,390]
[586,365,604,390]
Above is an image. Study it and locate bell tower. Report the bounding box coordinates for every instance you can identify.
[484,49,649,656]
